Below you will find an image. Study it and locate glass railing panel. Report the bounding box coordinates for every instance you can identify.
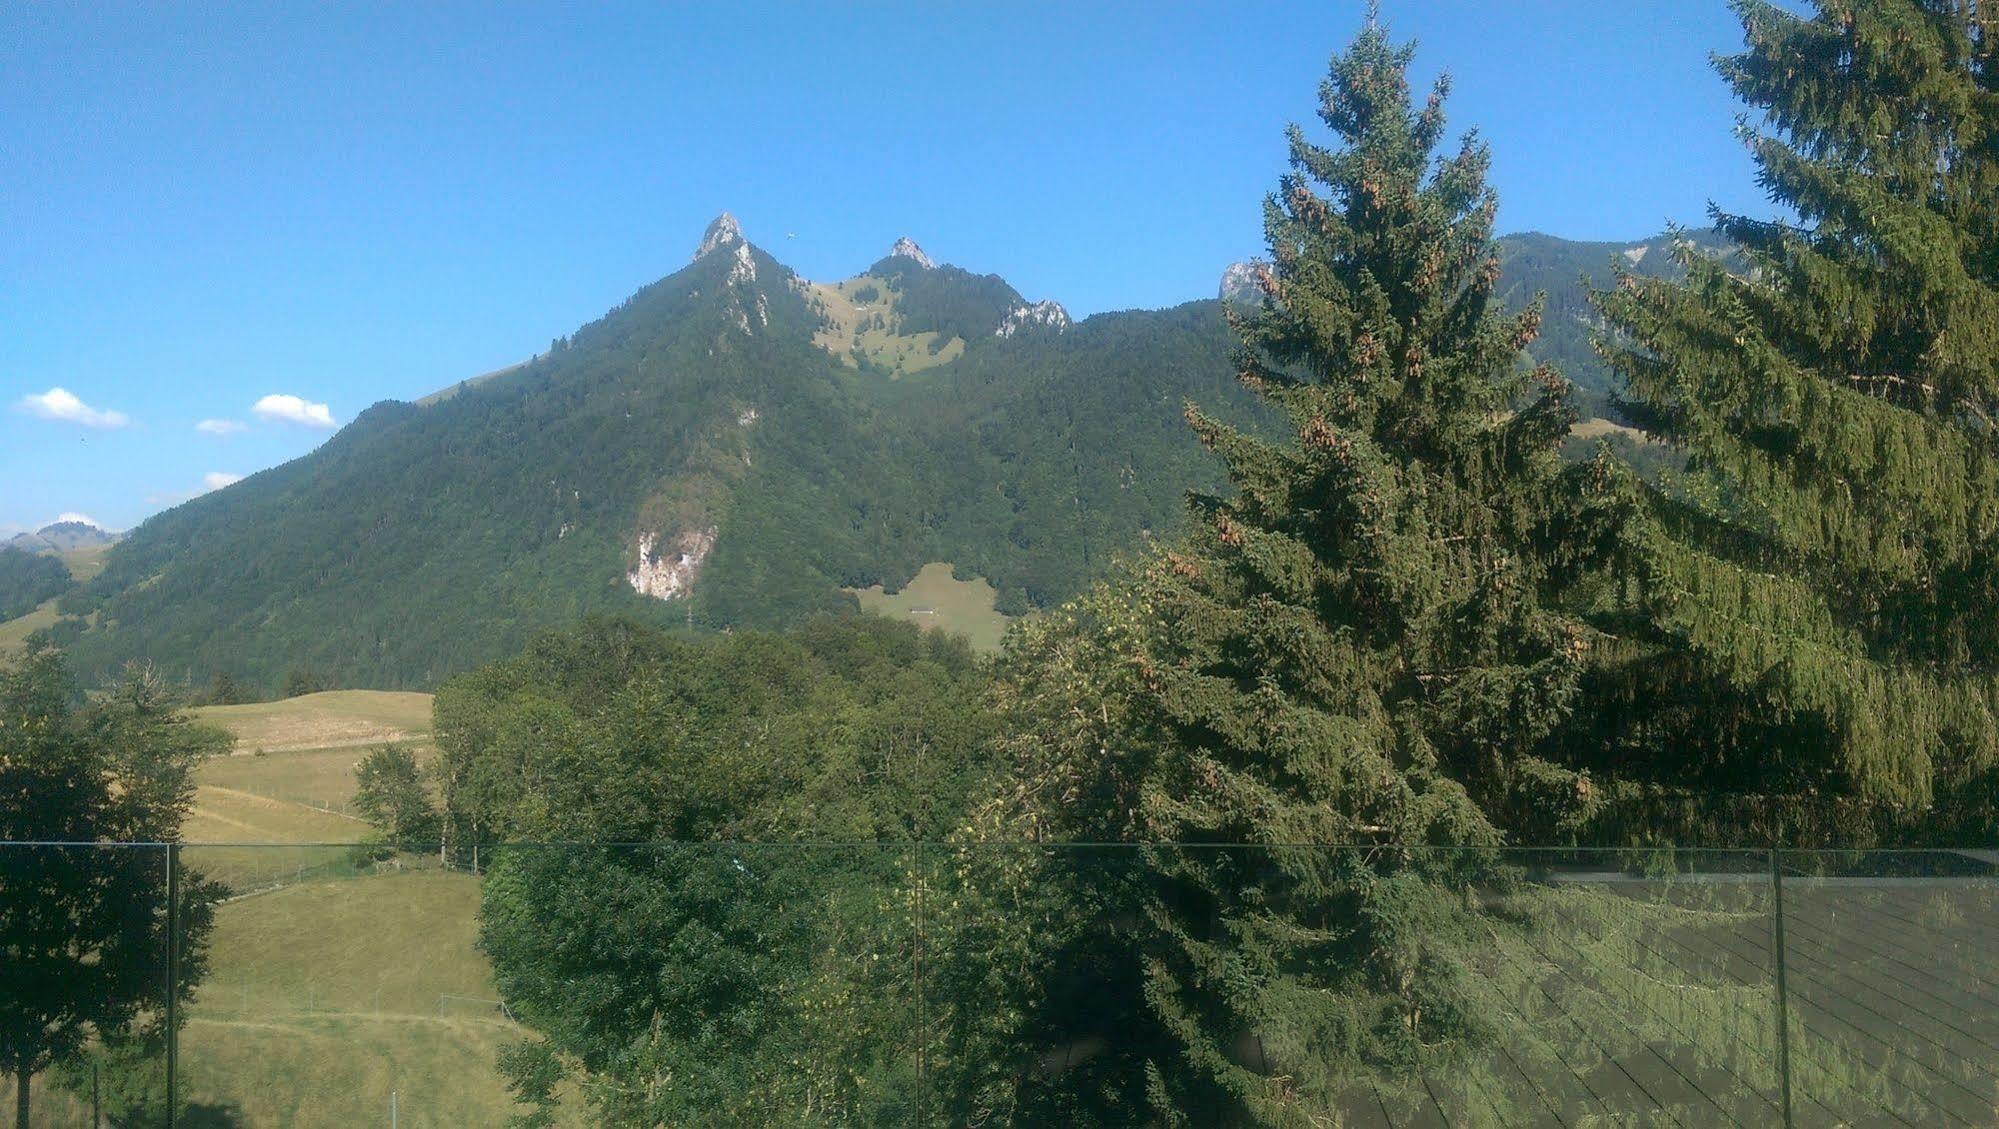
[1,842,171,1129]
[176,841,504,1127]
[1777,848,1999,1125]
[1476,847,1786,1127]
[922,843,1154,1127]
[925,844,1785,1127]
[21,837,1996,1125]
[176,841,921,1127]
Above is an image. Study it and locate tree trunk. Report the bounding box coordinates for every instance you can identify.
[15,1068,29,1129]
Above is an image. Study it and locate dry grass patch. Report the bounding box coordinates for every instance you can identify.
[1570,416,1658,444]
[194,690,433,754]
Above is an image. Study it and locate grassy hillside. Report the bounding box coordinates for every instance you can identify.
[0,597,65,660]
[193,690,434,754]
[138,692,549,1125]
[55,542,113,583]
[183,690,431,895]
[180,869,555,1127]
[0,542,111,662]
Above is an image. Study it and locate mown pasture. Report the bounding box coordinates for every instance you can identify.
[849,560,1012,653]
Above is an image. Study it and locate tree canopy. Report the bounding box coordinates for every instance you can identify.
[1591,0,1999,840]
[0,644,225,1129]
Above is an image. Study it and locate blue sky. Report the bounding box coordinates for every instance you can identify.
[3,1,1776,534]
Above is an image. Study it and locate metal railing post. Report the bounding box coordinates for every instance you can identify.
[165,841,179,1129]
[1769,847,1794,1128]
[914,844,928,1129]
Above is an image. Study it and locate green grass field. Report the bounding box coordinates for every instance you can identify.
[803,275,967,376]
[1570,415,1661,445]
[54,543,112,583]
[849,561,1012,653]
[179,868,556,1127]
[187,689,435,841]
[133,692,566,1125]
[198,747,385,818]
[0,595,64,658]
[184,691,435,906]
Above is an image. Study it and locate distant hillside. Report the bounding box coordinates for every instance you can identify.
[3,519,121,553]
[1493,228,1734,414]
[0,521,122,651]
[0,549,72,622]
[55,220,1705,691]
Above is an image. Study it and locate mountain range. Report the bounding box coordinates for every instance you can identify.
[27,217,1711,691]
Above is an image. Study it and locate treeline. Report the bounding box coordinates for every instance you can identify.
[371,4,1999,1123]
[866,254,1025,341]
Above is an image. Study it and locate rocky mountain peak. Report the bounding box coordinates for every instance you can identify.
[694,212,745,261]
[1219,260,1273,304]
[888,236,934,269]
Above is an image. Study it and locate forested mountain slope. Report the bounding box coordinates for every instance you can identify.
[57,219,1260,690]
[54,218,1693,691]
[1493,228,1734,411]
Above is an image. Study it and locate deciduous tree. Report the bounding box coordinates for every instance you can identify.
[0,643,225,1129]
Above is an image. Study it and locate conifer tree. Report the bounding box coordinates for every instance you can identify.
[1592,0,1999,838]
[980,16,1608,1122]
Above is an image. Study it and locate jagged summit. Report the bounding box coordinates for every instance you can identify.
[693,212,745,261]
[1219,260,1272,304]
[888,236,934,270]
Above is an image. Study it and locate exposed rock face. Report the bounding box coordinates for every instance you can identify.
[727,241,758,285]
[889,236,934,269]
[714,242,767,334]
[694,212,744,260]
[1219,260,1273,304]
[628,527,717,600]
[996,299,1071,338]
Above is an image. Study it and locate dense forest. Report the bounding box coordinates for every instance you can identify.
[324,3,1999,1123]
[0,550,71,621]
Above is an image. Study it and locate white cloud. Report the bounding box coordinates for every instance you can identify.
[54,511,101,528]
[196,418,247,436]
[17,387,129,428]
[202,471,243,491]
[252,394,335,428]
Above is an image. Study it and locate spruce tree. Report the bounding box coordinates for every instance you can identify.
[1592,0,1999,839]
[981,17,1607,1123]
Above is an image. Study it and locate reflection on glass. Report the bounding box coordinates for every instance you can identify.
[4,843,1996,1125]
